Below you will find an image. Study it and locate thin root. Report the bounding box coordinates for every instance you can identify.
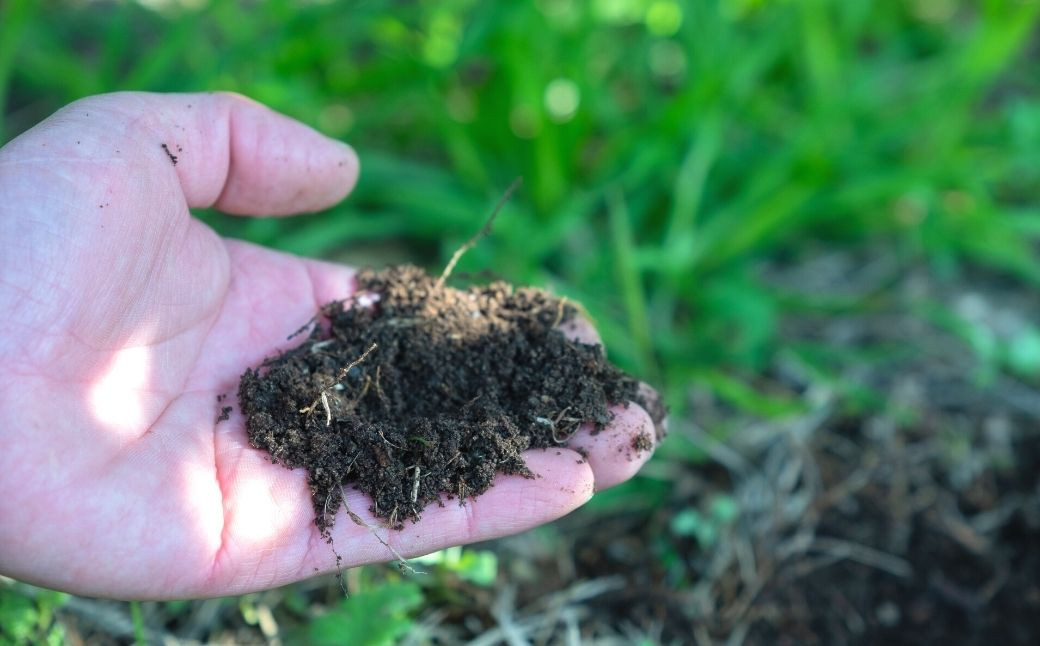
[545,406,581,443]
[552,423,580,444]
[551,296,568,329]
[310,339,335,353]
[300,343,378,422]
[374,365,389,412]
[286,315,318,341]
[344,452,360,477]
[379,429,402,450]
[340,487,422,574]
[435,177,522,290]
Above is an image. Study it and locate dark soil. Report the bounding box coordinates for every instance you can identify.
[238,265,660,537]
[216,406,231,423]
[631,431,654,454]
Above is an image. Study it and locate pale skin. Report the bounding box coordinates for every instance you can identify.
[0,92,658,600]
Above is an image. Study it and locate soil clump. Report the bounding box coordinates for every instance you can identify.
[238,264,660,538]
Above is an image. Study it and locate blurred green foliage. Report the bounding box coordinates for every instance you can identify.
[414,546,499,586]
[305,579,423,646]
[0,584,66,646]
[670,494,740,550]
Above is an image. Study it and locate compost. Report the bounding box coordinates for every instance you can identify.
[238,264,660,537]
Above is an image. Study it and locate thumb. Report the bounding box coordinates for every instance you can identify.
[24,91,360,216]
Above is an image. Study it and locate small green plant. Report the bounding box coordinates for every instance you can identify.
[0,584,66,646]
[414,546,498,586]
[670,495,740,550]
[1006,326,1040,378]
[305,580,423,646]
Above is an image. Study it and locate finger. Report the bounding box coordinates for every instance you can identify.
[555,315,662,489]
[323,449,595,567]
[301,256,359,305]
[557,314,602,346]
[567,403,657,491]
[205,447,594,595]
[71,91,359,216]
[637,380,669,440]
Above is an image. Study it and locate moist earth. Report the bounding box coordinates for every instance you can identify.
[238,265,662,538]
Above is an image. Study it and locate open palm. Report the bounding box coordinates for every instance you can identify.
[0,92,656,599]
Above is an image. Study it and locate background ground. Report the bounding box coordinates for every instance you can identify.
[2,0,1039,644]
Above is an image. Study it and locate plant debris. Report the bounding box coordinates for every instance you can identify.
[238,264,662,538]
[160,142,178,165]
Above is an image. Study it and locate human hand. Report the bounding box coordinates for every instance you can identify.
[0,92,658,599]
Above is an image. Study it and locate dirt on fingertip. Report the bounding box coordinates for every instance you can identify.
[237,264,665,538]
[631,431,654,454]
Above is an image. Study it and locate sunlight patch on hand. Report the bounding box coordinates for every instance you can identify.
[227,475,282,546]
[88,345,151,437]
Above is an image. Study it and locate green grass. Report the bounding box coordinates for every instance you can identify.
[3,0,1040,639]
[5,1,1039,394]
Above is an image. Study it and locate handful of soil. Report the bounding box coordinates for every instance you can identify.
[238,264,660,538]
